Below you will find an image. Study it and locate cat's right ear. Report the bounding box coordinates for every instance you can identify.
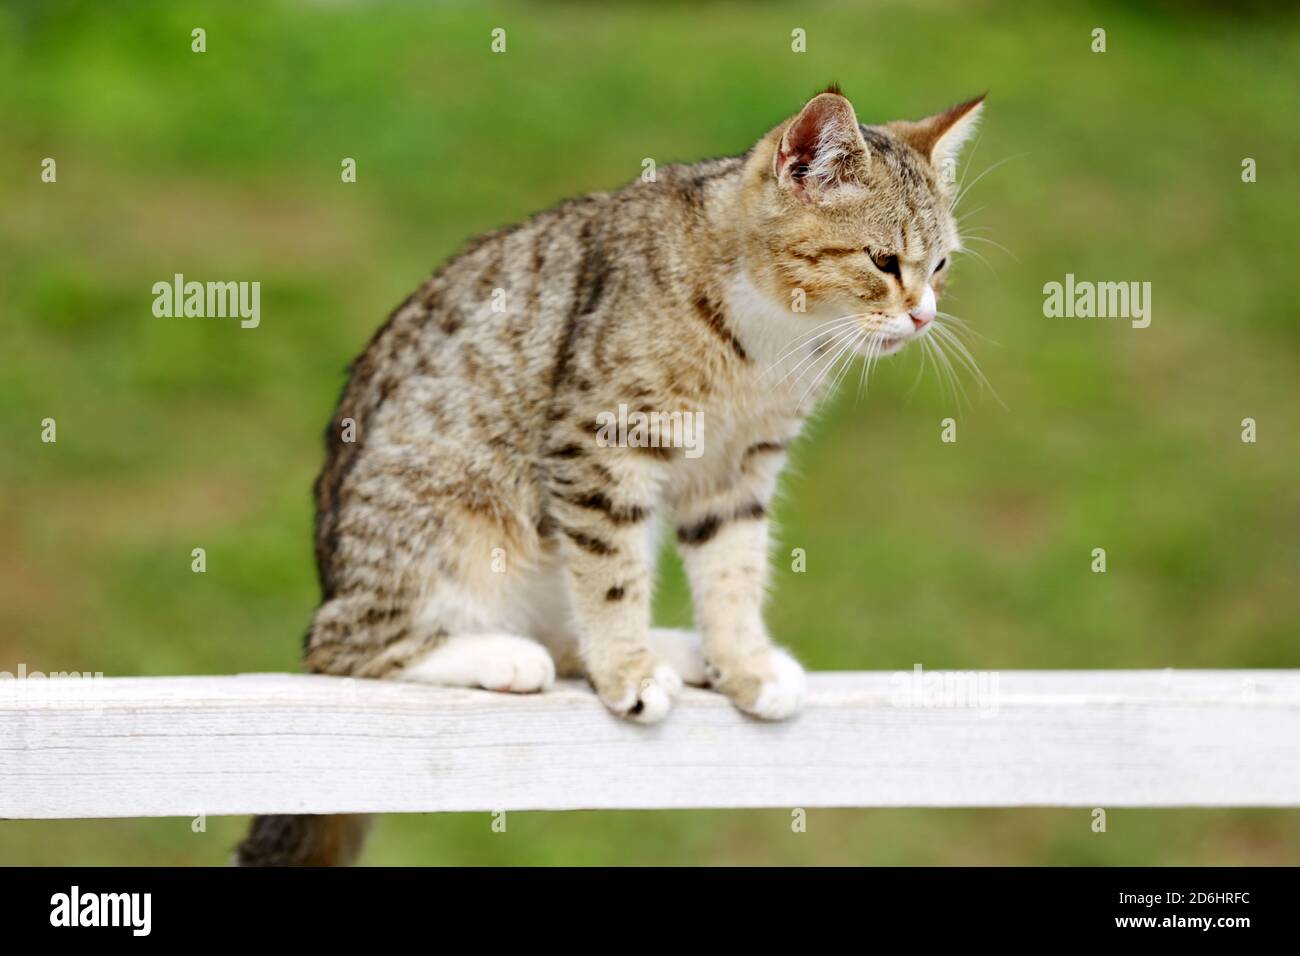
[773,91,868,201]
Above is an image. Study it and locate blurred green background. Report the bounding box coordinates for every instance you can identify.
[2,0,1298,865]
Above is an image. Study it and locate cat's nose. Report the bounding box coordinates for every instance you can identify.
[910,285,937,329]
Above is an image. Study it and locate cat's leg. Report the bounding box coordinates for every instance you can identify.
[673,463,806,719]
[549,454,680,723]
[305,445,556,690]
[516,542,709,686]
[309,565,558,692]
[303,578,441,679]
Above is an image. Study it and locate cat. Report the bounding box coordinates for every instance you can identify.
[236,85,983,865]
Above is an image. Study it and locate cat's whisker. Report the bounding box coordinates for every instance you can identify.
[952,126,986,209]
[808,328,865,400]
[866,326,899,401]
[952,151,1031,214]
[836,330,872,399]
[769,327,858,388]
[762,318,858,378]
[936,310,999,347]
[906,333,930,400]
[935,330,970,407]
[931,323,997,411]
[763,315,865,382]
[931,321,1004,408]
[825,329,866,401]
[783,325,862,402]
[930,335,954,402]
[918,334,945,401]
[865,342,882,399]
[953,244,996,275]
[768,313,864,361]
[800,327,864,406]
[960,233,1020,264]
[866,331,890,395]
[781,323,864,390]
[856,333,880,402]
[793,335,845,404]
[926,329,966,407]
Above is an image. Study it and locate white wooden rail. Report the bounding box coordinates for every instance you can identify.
[2,671,1298,818]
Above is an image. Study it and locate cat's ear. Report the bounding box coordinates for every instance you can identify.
[774,89,869,201]
[890,95,985,175]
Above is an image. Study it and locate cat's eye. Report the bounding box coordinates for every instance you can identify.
[868,249,900,279]
[934,257,947,274]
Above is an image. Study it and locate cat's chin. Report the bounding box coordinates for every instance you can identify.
[856,334,911,357]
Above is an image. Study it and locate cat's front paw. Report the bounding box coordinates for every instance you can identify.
[589,655,683,725]
[709,647,806,720]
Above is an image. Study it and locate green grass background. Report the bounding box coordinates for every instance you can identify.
[1,0,1297,865]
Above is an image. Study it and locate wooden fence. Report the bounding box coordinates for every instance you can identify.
[2,670,1298,818]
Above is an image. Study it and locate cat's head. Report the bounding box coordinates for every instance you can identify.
[739,86,983,358]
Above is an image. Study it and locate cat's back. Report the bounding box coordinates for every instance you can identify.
[314,160,743,558]
[329,158,739,443]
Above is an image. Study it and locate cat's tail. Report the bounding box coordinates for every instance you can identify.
[235,813,372,866]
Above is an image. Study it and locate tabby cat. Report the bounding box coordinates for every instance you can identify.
[237,86,984,865]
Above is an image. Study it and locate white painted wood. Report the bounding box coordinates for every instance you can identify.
[1,671,1297,818]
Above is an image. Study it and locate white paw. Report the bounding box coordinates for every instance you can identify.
[647,628,709,686]
[749,648,806,720]
[400,634,556,693]
[606,664,682,724]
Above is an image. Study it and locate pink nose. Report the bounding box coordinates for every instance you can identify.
[910,307,935,329]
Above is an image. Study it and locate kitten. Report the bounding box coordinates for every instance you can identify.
[237,86,983,865]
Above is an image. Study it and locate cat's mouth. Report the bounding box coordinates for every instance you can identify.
[857,333,911,357]
[839,311,930,358]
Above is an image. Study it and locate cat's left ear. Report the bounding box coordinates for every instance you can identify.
[890,95,985,178]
